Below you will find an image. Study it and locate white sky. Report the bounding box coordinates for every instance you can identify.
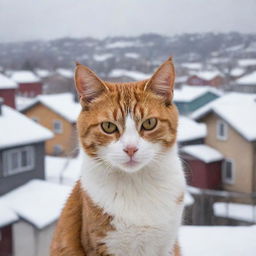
[0,0,256,42]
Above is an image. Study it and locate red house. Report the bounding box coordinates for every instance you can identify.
[0,74,17,109]
[181,145,223,189]
[10,71,42,97]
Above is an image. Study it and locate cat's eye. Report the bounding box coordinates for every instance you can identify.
[101,122,118,134]
[141,118,157,131]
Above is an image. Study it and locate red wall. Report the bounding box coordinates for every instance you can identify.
[0,89,16,109]
[0,225,13,256]
[187,75,224,88]
[18,82,42,97]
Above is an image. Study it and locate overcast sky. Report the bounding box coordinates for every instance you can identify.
[0,0,256,42]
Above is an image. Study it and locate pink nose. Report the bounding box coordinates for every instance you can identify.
[123,146,138,157]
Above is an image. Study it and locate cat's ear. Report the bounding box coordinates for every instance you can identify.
[144,57,175,105]
[74,63,108,103]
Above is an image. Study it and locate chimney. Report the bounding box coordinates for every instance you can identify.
[0,97,3,115]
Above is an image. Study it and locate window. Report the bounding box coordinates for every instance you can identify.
[31,116,39,123]
[53,145,63,155]
[222,159,235,184]
[217,120,228,140]
[3,146,35,176]
[53,120,63,134]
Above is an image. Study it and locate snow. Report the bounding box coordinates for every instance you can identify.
[0,180,72,229]
[35,69,51,78]
[180,225,256,256]
[175,76,188,84]
[106,41,138,49]
[238,58,256,67]
[236,71,256,85]
[108,69,150,80]
[178,116,207,142]
[174,85,221,102]
[0,105,53,149]
[191,92,256,141]
[0,202,18,228]
[181,145,223,163]
[230,68,245,77]
[214,202,256,223]
[0,73,18,89]
[93,53,113,62]
[10,71,40,83]
[184,192,194,206]
[56,68,73,79]
[124,52,139,59]
[16,96,37,111]
[23,93,81,123]
[181,62,202,70]
[195,70,221,80]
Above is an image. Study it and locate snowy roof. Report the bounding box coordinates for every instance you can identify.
[35,69,51,78]
[178,116,207,142]
[180,225,256,256]
[10,71,40,83]
[192,92,256,141]
[181,145,223,163]
[22,93,81,123]
[93,53,113,62]
[195,70,222,80]
[0,180,72,229]
[16,96,37,111]
[214,202,256,223]
[108,69,150,80]
[181,62,202,70]
[0,73,18,89]
[236,71,256,85]
[174,85,221,102]
[175,76,188,84]
[124,52,139,59]
[0,105,53,149]
[0,202,19,228]
[230,68,245,77]
[106,41,138,49]
[238,58,256,67]
[56,68,73,79]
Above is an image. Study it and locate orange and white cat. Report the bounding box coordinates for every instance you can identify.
[51,58,186,256]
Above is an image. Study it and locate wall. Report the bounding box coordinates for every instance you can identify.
[18,82,42,97]
[24,103,78,156]
[202,113,254,193]
[0,142,45,196]
[0,88,16,109]
[0,224,13,256]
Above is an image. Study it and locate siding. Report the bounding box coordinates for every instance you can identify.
[0,88,16,109]
[0,225,13,256]
[0,142,45,196]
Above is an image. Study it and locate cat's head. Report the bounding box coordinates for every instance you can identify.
[75,58,178,173]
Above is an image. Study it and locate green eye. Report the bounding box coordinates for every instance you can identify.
[142,118,157,131]
[101,122,118,134]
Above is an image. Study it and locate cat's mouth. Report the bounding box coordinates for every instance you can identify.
[123,159,139,167]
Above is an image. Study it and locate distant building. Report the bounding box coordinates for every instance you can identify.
[233,71,256,93]
[22,93,81,157]
[0,74,18,109]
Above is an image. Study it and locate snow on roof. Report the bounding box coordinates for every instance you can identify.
[93,53,113,62]
[181,63,202,70]
[175,76,188,84]
[178,116,207,142]
[106,41,138,49]
[35,69,51,78]
[23,93,81,123]
[16,96,37,111]
[238,58,256,67]
[56,68,73,79]
[195,70,222,80]
[181,145,223,163]
[192,92,256,141]
[174,85,221,102]
[180,225,256,256]
[214,202,256,223]
[108,69,150,80]
[125,52,139,59]
[236,71,256,85]
[0,202,19,228]
[10,71,40,83]
[0,105,53,149]
[230,68,245,77]
[0,73,18,89]
[0,180,71,229]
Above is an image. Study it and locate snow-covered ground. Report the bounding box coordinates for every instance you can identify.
[180,225,256,256]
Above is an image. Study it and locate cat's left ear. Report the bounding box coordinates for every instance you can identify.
[144,57,175,105]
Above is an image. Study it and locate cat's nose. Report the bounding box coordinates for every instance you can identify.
[123,146,138,157]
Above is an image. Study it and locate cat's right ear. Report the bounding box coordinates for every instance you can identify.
[74,64,108,104]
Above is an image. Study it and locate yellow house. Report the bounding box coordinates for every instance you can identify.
[22,93,81,157]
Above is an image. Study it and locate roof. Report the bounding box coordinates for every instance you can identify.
[0,105,53,149]
[10,71,40,83]
[178,116,207,142]
[230,68,245,77]
[238,58,256,67]
[0,73,18,89]
[195,70,222,80]
[192,92,256,141]
[181,62,202,70]
[56,68,73,79]
[22,93,81,123]
[35,69,51,78]
[0,202,19,228]
[174,85,221,102]
[236,71,256,85]
[93,53,113,62]
[181,145,223,163]
[108,69,150,80]
[0,180,72,229]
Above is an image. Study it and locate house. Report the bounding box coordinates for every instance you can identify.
[0,74,18,109]
[10,71,42,97]
[234,71,256,93]
[108,69,150,82]
[0,100,53,195]
[238,59,256,71]
[21,93,81,157]
[187,70,225,87]
[191,92,256,194]
[174,85,221,115]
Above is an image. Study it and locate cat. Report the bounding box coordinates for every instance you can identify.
[50,57,186,256]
